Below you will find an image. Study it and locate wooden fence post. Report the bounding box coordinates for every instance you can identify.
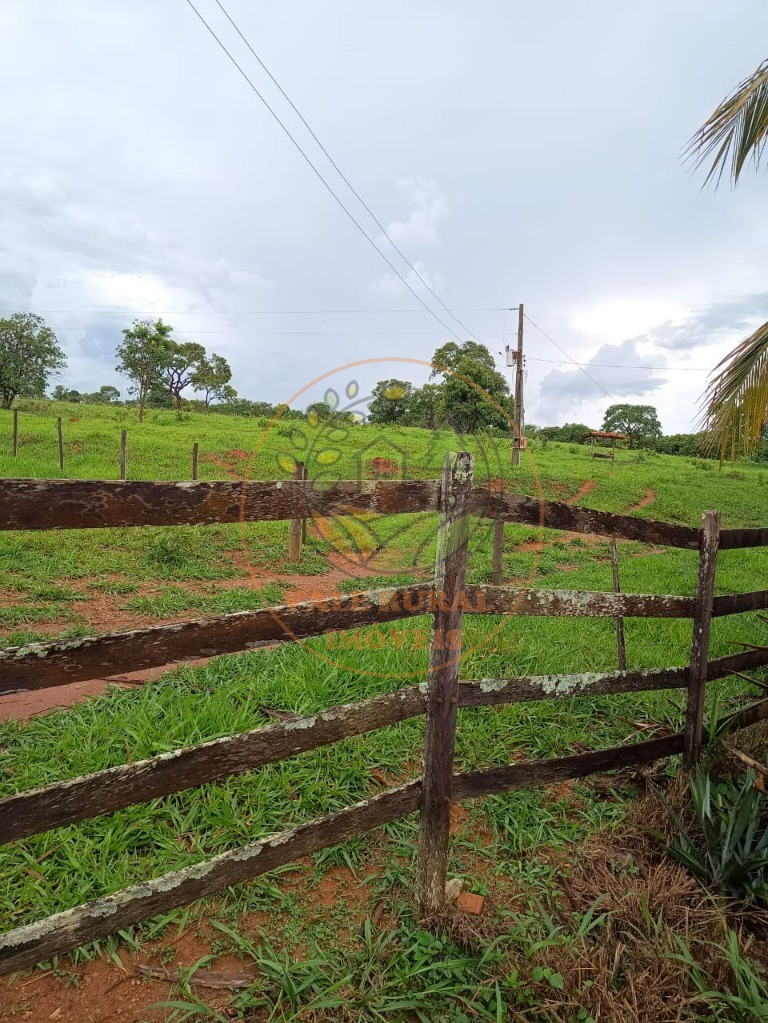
[56,418,64,472]
[683,510,720,768]
[120,430,127,481]
[492,518,504,586]
[610,538,627,671]
[417,451,473,919]
[288,461,305,563]
[301,462,308,543]
[12,409,18,457]
[192,443,199,481]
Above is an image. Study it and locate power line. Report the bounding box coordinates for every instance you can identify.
[524,313,614,400]
[35,306,515,316]
[210,0,483,344]
[52,327,512,337]
[183,0,476,345]
[525,356,709,373]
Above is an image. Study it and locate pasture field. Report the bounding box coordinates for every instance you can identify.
[0,401,767,1020]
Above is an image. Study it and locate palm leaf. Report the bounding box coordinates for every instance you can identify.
[686,60,768,186]
[699,320,768,459]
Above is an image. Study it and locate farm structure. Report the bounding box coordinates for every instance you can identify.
[0,455,767,973]
[581,429,629,462]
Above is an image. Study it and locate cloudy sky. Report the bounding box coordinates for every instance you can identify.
[2,1,767,431]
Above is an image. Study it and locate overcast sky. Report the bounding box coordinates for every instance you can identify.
[2,1,767,432]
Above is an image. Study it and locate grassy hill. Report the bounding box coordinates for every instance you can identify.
[0,400,767,1018]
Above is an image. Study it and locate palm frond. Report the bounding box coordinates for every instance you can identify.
[686,60,768,187]
[699,320,768,459]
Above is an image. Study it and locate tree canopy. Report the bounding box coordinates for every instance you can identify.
[0,313,65,409]
[602,404,661,449]
[116,319,175,422]
[192,353,235,408]
[368,380,414,425]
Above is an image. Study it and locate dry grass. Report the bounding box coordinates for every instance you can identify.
[505,775,768,1022]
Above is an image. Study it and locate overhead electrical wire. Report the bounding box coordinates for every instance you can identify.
[183,0,481,344]
[525,356,708,372]
[210,0,483,344]
[524,313,614,400]
[36,307,515,316]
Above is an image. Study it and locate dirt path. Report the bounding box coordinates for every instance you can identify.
[0,544,418,722]
[0,480,655,724]
[628,487,656,512]
[564,479,596,505]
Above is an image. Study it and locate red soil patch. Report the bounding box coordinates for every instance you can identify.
[368,456,399,476]
[203,449,250,476]
[0,537,414,722]
[628,487,656,512]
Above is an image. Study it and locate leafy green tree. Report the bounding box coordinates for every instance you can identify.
[191,353,235,408]
[687,61,768,456]
[540,422,591,443]
[602,403,661,449]
[116,319,174,422]
[430,340,511,433]
[368,379,413,424]
[96,385,120,404]
[403,383,442,429]
[0,313,65,409]
[163,341,206,411]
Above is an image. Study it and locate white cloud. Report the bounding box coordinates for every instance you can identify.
[385,178,449,251]
[366,260,446,297]
[568,299,688,343]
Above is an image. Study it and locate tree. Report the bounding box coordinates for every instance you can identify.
[116,319,174,422]
[368,379,413,424]
[687,61,768,457]
[403,383,442,429]
[0,313,65,408]
[431,340,511,433]
[602,404,661,449]
[163,341,206,410]
[191,353,234,408]
[96,385,120,404]
[539,422,591,443]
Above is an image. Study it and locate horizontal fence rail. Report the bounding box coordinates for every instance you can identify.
[2,582,767,696]
[0,477,735,550]
[2,648,767,846]
[0,585,432,695]
[718,527,768,550]
[0,478,440,530]
[1,462,766,976]
[470,487,701,548]
[0,731,690,976]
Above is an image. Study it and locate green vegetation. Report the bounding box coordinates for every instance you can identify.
[602,402,663,449]
[688,58,768,458]
[0,313,66,409]
[0,401,767,1017]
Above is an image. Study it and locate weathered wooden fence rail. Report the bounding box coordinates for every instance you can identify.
[0,458,767,974]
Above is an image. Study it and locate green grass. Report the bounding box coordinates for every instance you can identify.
[0,400,767,1014]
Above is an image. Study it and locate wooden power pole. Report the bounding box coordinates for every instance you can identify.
[511,303,524,465]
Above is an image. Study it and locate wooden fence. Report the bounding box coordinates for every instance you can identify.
[0,454,767,973]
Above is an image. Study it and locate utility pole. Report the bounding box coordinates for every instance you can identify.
[510,303,524,465]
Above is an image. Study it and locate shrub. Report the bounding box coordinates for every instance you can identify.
[660,768,768,905]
